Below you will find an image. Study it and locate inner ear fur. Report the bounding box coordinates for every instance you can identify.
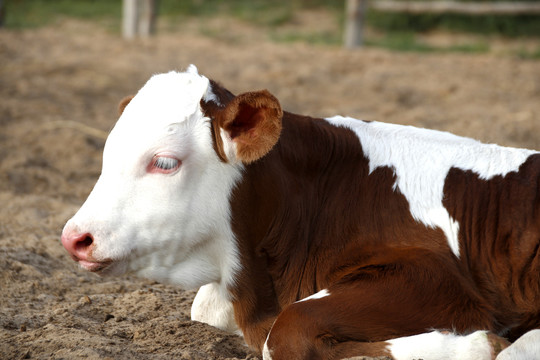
[118,95,134,116]
[218,90,283,164]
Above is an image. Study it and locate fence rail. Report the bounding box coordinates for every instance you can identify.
[344,0,540,48]
[371,0,540,15]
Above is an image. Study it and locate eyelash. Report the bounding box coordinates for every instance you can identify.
[148,155,181,174]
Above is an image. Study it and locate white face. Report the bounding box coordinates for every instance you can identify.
[62,68,242,289]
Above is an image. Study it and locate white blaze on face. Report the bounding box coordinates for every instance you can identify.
[63,67,242,289]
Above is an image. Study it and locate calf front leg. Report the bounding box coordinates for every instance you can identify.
[263,249,506,360]
[191,283,239,334]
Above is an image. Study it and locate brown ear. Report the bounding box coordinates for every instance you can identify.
[118,95,134,116]
[217,90,283,164]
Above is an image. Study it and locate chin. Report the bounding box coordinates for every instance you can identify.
[80,259,128,277]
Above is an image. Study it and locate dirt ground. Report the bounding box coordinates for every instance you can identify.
[1,14,539,360]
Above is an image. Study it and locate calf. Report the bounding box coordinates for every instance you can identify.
[61,66,540,360]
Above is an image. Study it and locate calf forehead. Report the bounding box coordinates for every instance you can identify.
[119,71,210,131]
[104,71,211,158]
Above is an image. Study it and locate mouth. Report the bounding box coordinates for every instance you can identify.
[70,254,113,273]
[78,260,112,273]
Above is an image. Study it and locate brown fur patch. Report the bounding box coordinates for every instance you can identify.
[487,333,511,358]
[200,80,234,163]
[118,95,134,116]
[443,154,540,341]
[210,119,228,163]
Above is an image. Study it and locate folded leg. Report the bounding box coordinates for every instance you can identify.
[496,329,540,360]
[264,248,504,360]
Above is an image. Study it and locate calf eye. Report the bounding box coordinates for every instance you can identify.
[154,157,177,170]
[148,155,181,174]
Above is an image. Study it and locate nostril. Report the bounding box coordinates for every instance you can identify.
[61,231,94,260]
[75,235,93,251]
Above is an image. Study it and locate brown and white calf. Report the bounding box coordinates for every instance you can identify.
[61,66,540,360]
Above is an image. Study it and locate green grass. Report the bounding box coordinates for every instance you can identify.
[446,43,490,54]
[517,47,540,60]
[158,0,344,27]
[366,33,436,53]
[368,11,540,38]
[4,0,339,29]
[159,0,293,26]
[4,0,121,29]
[270,31,342,46]
[365,32,490,54]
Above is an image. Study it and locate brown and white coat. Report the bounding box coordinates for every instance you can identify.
[62,66,540,360]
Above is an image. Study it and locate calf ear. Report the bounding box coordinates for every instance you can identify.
[118,95,134,116]
[218,90,283,164]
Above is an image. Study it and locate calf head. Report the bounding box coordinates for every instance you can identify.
[61,66,282,289]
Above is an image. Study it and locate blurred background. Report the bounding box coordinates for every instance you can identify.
[3,0,540,53]
[1,1,539,359]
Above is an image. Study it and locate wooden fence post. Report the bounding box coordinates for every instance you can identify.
[138,0,158,37]
[344,0,367,49]
[123,0,138,39]
[123,0,158,39]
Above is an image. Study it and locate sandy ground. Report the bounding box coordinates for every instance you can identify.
[1,14,539,360]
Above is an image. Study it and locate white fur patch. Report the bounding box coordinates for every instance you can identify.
[325,117,537,257]
[388,330,493,360]
[296,289,330,303]
[496,329,540,360]
[203,77,222,106]
[262,337,273,360]
[185,64,199,74]
[191,283,239,334]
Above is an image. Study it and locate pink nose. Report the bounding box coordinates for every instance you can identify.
[61,230,94,262]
